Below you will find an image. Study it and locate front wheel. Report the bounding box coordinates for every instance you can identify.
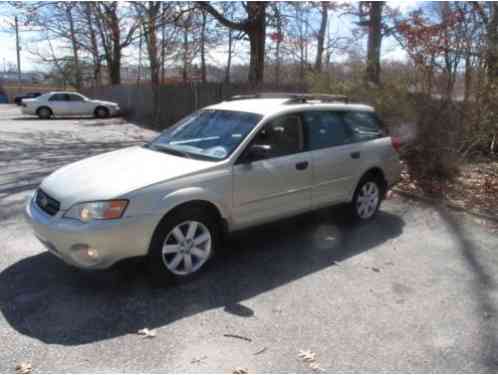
[147,207,219,286]
[37,107,52,119]
[95,106,110,119]
[351,177,383,221]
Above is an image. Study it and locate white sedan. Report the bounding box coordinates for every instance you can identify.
[21,91,120,119]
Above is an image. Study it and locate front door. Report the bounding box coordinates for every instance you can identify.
[66,93,90,115]
[48,93,71,116]
[232,113,313,229]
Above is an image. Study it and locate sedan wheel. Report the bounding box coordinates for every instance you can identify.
[353,179,381,220]
[37,107,52,119]
[95,107,109,119]
[162,221,212,276]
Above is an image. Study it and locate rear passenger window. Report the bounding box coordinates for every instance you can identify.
[49,94,68,101]
[342,111,383,142]
[68,94,84,101]
[303,111,352,150]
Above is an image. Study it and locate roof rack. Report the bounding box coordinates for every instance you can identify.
[226,92,349,104]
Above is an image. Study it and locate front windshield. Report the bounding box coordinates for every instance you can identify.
[148,110,262,160]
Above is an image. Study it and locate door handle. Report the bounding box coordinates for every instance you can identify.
[350,151,361,159]
[295,161,309,170]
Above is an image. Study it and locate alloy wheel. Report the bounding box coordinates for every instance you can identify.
[161,220,212,276]
[356,181,380,219]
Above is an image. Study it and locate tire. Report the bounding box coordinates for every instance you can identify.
[36,107,52,119]
[95,106,110,119]
[351,175,384,221]
[147,206,220,286]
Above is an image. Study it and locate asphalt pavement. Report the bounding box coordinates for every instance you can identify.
[1,104,498,372]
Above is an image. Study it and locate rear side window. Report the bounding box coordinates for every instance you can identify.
[342,111,383,142]
[49,94,68,101]
[67,94,84,101]
[303,111,352,150]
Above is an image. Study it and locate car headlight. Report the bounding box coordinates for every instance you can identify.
[64,200,128,222]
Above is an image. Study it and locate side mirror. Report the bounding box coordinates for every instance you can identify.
[244,144,271,163]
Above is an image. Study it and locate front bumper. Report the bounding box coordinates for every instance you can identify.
[24,194,160,270]
[21,107,35,115]
[108,106,120,116]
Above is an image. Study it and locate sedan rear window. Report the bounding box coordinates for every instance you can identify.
[148,110,262,160]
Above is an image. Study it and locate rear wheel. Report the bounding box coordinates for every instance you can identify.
[95,106,110,119]
[147,206,219,286]
[36,107,52,119]
[351,176,383,221]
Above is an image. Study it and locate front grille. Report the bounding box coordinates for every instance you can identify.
[35,189,60,216]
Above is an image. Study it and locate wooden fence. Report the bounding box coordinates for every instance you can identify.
[82,82,306,130]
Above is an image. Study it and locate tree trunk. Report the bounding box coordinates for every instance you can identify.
[314,3,328,72]
[183,22,189,83]
[108,5,122,85]
[247,5,266,85]
[464,53,472,103]
[365,1,384,86]
[486,3,498,82]
[109,53,121,85]
[200,9,207,83]
[225,29,232,83]
[161,3,166,84]
[85,3,101,87]
[66,4,82,89]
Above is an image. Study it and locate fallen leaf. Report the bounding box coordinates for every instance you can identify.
[15,363,32,374]
[298,350,316,362]
[137,328,156,338]
[223,333,252,342]
[253,347,267,355]
[232,367,248,374]
[191,355,207,364]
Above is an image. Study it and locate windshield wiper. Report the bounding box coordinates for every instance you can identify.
[147,144,192,159]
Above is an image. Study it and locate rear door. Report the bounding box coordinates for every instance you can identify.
[232,113,313,228]
[303,111,361,208]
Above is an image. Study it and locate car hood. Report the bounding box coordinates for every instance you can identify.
[40,146,216,209]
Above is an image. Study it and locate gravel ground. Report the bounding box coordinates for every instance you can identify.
[1,104,498,372]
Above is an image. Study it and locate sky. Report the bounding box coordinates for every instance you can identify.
[0,1,419,74]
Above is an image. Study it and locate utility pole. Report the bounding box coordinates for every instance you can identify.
[15,16,21,86]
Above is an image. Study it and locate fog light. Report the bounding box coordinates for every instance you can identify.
[87,248,99,259]
[70,244,100,265]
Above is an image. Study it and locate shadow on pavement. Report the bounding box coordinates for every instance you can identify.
[0,206,404,346]
[436,207,498,370]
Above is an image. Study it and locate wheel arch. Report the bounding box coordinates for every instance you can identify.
[148,197,228,254]
[94,105,110,117]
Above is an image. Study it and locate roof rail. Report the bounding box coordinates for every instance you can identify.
[284,93,349,104]
[226,92,349,104]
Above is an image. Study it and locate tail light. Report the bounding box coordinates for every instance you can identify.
[391,137,402,153]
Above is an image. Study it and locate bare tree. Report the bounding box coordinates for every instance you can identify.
[315,2,329,72]
[94,2,139,85]
[199,2,267,85]
[364,1,384,86]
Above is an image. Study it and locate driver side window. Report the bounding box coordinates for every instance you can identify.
[251,114,304,160]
